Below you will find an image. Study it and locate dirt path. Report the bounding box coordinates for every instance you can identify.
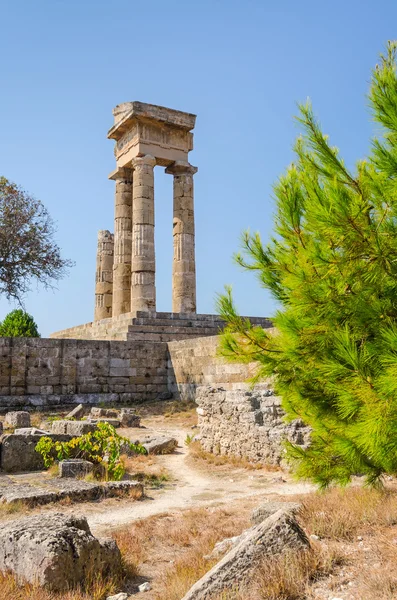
[81,424,314,535]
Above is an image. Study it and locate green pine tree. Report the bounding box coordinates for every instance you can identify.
[218,42,397,488]
[0,309,40,338]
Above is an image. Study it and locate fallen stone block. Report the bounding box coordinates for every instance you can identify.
[14,427,50,436]
[4,411,30,428]
[87,417,121,428]
[141,436,178,455]
[120,409,141,428]
[0,433,72,473]
[181,510,309,600]
[65,403,85,420]
[90,407,119,419]
[107,593,128,600]
[0,513,122,591]
[51,420,97,436]
[251,501,301,525]
[59,459,94,479]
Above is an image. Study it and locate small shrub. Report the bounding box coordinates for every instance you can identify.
[0,309,40,337]
[35,422,146,481]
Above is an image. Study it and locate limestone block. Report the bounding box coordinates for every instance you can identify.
[59,459,94,479]
[4,411,31,428]
[0,433,72,472]
[90,407,119,419]
[181,510,309,600]
[251,501,301,525]
[65,403,85,419]
[120,409,140,428]
[0,513,122,591]
[51,421,97,436]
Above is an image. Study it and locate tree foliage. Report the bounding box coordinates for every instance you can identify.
[0,177,73,302]
[0,309,40,337]
[218,42,397,488]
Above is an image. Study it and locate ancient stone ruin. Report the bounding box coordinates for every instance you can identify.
[51,101,270,343]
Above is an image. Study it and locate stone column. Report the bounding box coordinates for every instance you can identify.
[111,168,133,317]
[94,230,114,321]
[166,161,198,314]
[131,155,156,313]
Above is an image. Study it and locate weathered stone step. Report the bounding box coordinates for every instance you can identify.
[0,478,143,507]
[127,324,222,335]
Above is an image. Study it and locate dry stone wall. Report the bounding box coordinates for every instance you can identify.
[0,338,168,411]
[196,386,310,466]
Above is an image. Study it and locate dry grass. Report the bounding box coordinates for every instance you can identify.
[112,505,252,600]
[299,485,397,540]
[0,571,120,600]
[188,440,277,471]
[215,544,344,600]
[0,500,28,516]
[122,454,171,487]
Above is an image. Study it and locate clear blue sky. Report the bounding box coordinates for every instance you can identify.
[0,0,395,336]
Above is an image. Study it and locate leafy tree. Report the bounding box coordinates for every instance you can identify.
[0,309,40,337]
[0,177,73,302]
[218,42,397,488]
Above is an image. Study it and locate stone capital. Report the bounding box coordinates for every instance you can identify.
[165,161,198,176]
[131,155,156,169]
[108,167,133,182]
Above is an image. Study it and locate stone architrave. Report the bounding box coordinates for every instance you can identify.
[111,168,133,317]
[94,230,114,321]
[130,155,156,312]
[166,161,198,313]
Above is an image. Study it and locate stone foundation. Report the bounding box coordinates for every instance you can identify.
[0,337,168,411]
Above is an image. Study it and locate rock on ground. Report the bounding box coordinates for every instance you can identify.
[65,403,85,419]
[181,509,309,600]
[51,420,97,436]
[4,411,31,428]
[59,459,94,478]
[0,433,72,472]
[139,436,178,455]
[0,513,122,591]
[120,409,141,428]
[91,407,119,419]
[251,501,301,525]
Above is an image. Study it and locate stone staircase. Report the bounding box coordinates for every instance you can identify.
[50,311,273,342]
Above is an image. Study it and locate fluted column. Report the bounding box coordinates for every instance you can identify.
[94,230,114,321]
[165,161,198,313]
[131,155,156,312]
[111,168,133,317]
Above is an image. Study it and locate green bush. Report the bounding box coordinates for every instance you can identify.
[35,422,146,481]
[0,309,40,337]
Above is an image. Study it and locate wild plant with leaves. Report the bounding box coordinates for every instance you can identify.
[36,422,146,481]
[218,42,397,488]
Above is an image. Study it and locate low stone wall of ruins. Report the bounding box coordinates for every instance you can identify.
[0,338,168,411]
[195,386,310,466]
